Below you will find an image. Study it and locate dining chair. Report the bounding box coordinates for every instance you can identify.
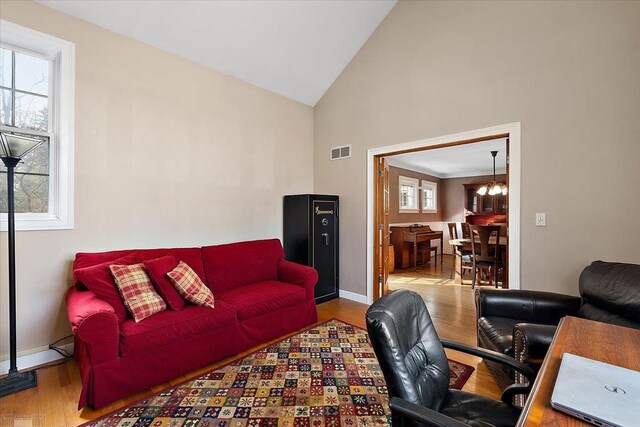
[469,225,502,289]
[491,223,508,283]
[447,222,473,280]
[461,222,471,238]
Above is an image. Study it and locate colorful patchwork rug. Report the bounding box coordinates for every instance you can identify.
[82,319,473,427]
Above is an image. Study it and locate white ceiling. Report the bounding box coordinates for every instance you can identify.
[386,138,508,179]
[37,0,397,106]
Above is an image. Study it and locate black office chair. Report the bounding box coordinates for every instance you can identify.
[365,289,534,427]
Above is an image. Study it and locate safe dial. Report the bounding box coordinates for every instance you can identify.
[321,218,329,226]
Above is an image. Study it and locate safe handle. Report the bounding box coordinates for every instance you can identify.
[321,233,329,246]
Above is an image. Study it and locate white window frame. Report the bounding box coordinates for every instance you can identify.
[0,20,74,231]
[421,180,438,213]
[398,176,419,213]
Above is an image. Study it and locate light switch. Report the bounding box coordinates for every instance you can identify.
[535,213,546,227]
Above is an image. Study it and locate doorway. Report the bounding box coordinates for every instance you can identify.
[367,123,521,303]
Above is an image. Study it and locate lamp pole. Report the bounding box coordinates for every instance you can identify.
[5,157,20,376]
[0,132,43,397]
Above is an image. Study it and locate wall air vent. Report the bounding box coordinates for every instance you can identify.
[330,144,351,160]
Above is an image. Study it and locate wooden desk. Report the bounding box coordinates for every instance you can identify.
[518,316,640,426]
[390,225,443,269]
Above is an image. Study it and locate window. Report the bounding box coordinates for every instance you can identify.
[1,48,51,214]
[399,176,419,213]
[422,180,437,213]
[0,20,74,230]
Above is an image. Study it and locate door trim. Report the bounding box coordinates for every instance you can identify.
[366,122,522,304]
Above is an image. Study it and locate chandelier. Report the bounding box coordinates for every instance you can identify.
[477,151,507,196]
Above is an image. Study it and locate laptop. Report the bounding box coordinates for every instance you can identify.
[551,353,640,427]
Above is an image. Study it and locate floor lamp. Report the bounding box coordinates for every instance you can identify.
[0,131,46,397]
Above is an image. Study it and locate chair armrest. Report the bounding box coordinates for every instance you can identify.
[441,339,535,404]
[475,288,581,325]
[442,339,536,383]
[66,287,120,365]
[277,260,318,300]
[513,323,557,366]
[389,397,468,427]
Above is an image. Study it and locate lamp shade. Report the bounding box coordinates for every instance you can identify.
[0,132,45,160]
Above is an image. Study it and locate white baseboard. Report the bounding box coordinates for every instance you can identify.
[339,290,368,304]
[0,342,74,373]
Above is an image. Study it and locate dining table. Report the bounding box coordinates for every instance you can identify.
[448,237,508,248]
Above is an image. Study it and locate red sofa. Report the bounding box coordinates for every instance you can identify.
[67,239,318,409]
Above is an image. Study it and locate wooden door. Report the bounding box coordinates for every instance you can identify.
[504,138,510,288]
[374,156,390,301]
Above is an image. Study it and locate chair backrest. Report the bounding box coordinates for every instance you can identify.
[492,222,508,237]
[470,225,501,263]
[447,222,458,239]
[578,261,640,329]
[447,222,459,240]
[461,222,471,238]
[365,289,450,411]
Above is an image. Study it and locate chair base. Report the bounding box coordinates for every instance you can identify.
[471,264,504,289]
[451,252,474,281]
[0,369,37,398]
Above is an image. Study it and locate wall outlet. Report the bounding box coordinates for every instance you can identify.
[535,213,546,227]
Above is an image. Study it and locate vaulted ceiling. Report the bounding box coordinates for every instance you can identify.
[38,0,397,106]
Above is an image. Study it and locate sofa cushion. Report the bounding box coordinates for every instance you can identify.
[110,263,166,322]
[143,256,185,311]
[218,281,306,320]
[202,239,284,293]
[168,261,216,309]
[74,254,140,323]
[74,248,207,284]
[478,316,520,356]
[119,302,237,356]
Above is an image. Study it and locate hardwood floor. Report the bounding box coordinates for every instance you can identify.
[385,254,502,398]
[0,256,500,426]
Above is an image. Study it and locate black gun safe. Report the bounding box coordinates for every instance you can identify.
[283,194,339,303]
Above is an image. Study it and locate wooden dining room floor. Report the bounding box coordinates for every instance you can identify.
[0,256,501,426]
[384,253,502,394]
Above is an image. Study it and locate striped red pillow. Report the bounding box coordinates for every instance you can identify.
[167,261,215,309]
[110,263,166,322]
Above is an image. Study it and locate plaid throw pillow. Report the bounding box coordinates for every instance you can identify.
[110,263,166,322]
[167,261,215,309]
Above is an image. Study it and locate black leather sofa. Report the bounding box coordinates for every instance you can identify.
[475,261,640,394]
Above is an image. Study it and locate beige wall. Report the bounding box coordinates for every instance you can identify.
[441,174,506,223]
[314,1,640,296]
[388,166,441,224]
[0,1,314,359]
